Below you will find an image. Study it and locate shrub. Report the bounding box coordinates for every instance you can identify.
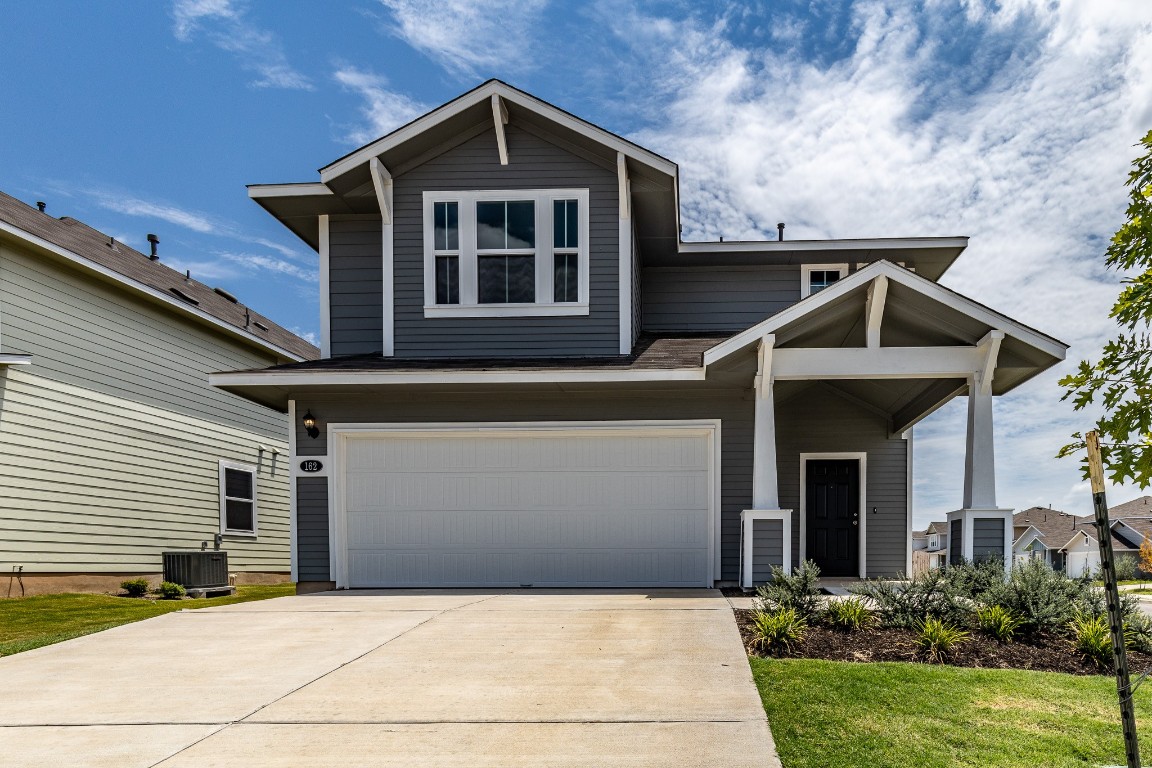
[824,597,874,631]
[749,607,807,656]
[1113,555,1139,583]
[754,560,823,620]
[158,581,186,600]
[993,558,1104,633]
[915,617,969,663]
[120,578,150,597]
[1070,613,1114,669]
[1125,613,1152,654]
[975,604,1024,643]
[852,569,971,629]
[944,559,1009,602]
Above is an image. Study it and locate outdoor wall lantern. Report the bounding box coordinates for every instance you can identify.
[302,410,320,439]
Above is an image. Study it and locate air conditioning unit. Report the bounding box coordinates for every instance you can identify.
[162,551,229,590]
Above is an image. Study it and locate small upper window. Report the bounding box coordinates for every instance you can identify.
[800,264,849,298]
[219,462,257,536]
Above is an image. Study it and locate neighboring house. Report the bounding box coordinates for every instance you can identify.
[0,192,317,596]
[911,521,949,574]
[211,80,1067,592]
[1011,505,1144,578]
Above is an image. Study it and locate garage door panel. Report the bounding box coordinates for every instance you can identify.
[340,428,713,588]
[347,472,711,512]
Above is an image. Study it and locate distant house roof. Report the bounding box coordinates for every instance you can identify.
[1109,496,1152,519]
[1014,506,1135,552]
[924,521,949,536]
[0,191,317,362]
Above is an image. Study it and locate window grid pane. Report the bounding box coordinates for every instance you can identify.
[434,202,458,251]
[809,270,842,293]
[553,199,578,249]
[478,255,535,303]
[224,468,253,500]
[435,255,459,304]
[553,251,578,302]
[225,499,254,532]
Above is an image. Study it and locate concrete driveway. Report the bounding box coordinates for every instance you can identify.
[0,589,779,767]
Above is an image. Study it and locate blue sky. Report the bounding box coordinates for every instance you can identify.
[2,0,1151,523]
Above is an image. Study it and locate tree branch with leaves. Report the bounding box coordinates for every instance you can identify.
[1059,130,1152,486]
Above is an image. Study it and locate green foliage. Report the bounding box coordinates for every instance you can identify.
[1113,554,1139,583]
[975,605,1024,643]
[754,560,823,620]
[750,607,808,656]
[1070,613,1114,669]
[120,578,149,598]
[851,568,972,629]
[986,558,1113,633]
[1060,129,1152,487]
[157,581,186,600]
[915,617,969,663]
[824,597,874,631]
[1125,612,1152,654]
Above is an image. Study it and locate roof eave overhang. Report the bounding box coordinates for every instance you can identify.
[0,220,306,363]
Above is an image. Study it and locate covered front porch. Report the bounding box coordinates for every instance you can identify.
[728,261,1067,588]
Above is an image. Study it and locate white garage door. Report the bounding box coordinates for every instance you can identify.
[336,426,715,588]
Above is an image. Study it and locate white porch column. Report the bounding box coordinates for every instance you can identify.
[752,334,779,509]
[962,331,1003,509]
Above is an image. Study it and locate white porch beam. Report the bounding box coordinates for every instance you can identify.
[772,346,984,380]
[491,94,509,165]
[370,158,396,357]
[752,335,780,509]
[865,275,888,348]
[976,329,1004,395]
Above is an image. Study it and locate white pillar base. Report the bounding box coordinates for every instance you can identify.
[740,509,793,589]
[946,508,1014,576]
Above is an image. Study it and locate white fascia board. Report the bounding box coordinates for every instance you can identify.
[0,219,306,362]
[210,368,705,388]
[247,183,334,198]
[703,260,1068,367]
[0,353,33,365]
[679,236,970,254]
[319,81,678,184]
[773,346,986,380]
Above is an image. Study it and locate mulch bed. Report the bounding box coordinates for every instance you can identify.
[734,608,1152,676]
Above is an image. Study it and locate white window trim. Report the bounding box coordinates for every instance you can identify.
[422,189,590,318]
[219,460,259,537]
[800,263,849,298]
[798,452,867,579]
[929,534,939,549]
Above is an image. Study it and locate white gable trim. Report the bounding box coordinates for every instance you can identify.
[248,183,334,199]
[702,260,1067,366]
[319,81,677,184]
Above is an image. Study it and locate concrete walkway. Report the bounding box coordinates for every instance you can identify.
[0,589,779,767]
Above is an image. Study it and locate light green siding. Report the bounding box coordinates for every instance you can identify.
[0,242,291,574]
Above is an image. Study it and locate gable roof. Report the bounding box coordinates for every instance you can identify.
[1013,507,1094,551]
[924,521,949,536]
[1108,496,1152,518]
[0,192,317,362]
[319,80,678,184]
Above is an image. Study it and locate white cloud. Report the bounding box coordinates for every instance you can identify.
[289,327,320,346]
[378,0,549,78]
[218,251,317,283]
[586,0,1152,522]
[333,66,428,145]
[170,0,312,90]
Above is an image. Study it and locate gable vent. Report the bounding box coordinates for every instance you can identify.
[213,287,239,303]
[169,287,199,306]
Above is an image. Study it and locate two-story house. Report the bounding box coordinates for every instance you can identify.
[0,192,317,595]
[212,81,1067,592]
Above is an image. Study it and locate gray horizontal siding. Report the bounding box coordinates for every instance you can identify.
[775,386,909,578]
[329,218,384,357]
[391,125,619,357]
[296,476,330,581]
[642,266,800,333]
[950,520,963,564]
[752,518,784,585]
[973,518,1005,561]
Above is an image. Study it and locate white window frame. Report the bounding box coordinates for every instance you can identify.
[422,189,590,318]
[929,534,939,549]
[800,263,849,298]
[219,460,258,537]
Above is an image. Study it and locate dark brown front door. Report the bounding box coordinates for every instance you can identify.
[806,459,859,577]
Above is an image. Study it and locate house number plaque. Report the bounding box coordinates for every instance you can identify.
[299,460,324,473]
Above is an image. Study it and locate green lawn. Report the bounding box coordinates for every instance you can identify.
[752,657,1152,768]
[0,584,295,657]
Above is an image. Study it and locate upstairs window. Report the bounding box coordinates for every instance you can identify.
[423,189,589,317]
[800,264,848,298]
[219,461,257,536]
